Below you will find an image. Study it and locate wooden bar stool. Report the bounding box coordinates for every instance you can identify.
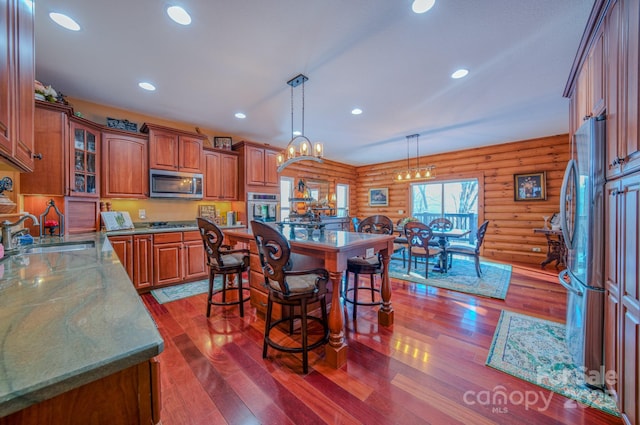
[197,217,251,317]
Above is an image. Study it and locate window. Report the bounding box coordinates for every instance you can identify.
[410,179,479,242]
[336,184,349,217]
[280,177,294,220]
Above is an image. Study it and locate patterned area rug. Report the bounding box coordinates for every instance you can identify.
[487,310,619,416]
[387,256,511,299]
[151,277,221,304]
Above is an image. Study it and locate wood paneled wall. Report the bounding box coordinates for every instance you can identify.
[354,134,570,266]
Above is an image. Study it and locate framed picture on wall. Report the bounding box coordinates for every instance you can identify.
[514,171,547,201]
[369,187,389,206]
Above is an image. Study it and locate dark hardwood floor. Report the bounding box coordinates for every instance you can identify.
[141,263,623,425]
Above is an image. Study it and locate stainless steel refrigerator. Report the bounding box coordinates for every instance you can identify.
[558,116,606,389]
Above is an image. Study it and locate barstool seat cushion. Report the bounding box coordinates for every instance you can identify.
[347,256,380,267]
[214,252,247,268]
[268,274,322,294]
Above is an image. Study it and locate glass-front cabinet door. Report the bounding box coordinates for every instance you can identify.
[69,120,100,197]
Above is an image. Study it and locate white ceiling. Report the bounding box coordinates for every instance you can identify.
[34,0,593,166]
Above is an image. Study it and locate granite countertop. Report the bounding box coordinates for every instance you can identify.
[105,221,246,236]
[0,232,164,417]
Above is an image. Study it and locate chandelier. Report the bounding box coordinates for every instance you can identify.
[276,74,324,172]
[394,134,436,181]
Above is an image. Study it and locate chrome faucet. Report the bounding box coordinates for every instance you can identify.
[1,213,39,251]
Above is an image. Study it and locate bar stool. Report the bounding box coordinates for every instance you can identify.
[197,217,251,317]
[343,215,394,320]
[251,220,329,374]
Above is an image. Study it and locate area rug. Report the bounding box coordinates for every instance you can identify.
[387,256,511,299]
[151,277,221,304]
[486,310,619,416]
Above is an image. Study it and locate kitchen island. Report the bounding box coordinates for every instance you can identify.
[0,232,164,424]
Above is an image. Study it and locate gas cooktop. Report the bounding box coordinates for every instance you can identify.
[147,222,194,229]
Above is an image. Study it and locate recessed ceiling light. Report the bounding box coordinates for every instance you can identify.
[412,0,436,14]
[235,112,246,119]
[167,6,192,25]
[49,12,81,31]
[138,82,156,91]
[293,130,302,136]
[351,108,363,115]
[451,69,469,79]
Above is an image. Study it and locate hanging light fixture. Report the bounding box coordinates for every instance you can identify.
[276,74,324,172]
[394,134,436,181]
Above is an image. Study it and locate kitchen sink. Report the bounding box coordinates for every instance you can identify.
[24,241,95,254]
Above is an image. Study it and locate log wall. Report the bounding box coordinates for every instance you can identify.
[353,134,571,266]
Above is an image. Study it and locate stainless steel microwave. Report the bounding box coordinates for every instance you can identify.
[149,169,203,199]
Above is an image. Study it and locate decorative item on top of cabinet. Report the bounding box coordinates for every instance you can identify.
[203,147,238,200]
[0,0,35,173]
[141,123,204,174]
[101,129,149,198]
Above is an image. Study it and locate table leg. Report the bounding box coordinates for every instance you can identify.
[378,251,394,326]
[432,237,448,273]
[325,270,347,368]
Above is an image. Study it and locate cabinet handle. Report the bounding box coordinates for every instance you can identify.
[32,153,43,160]
[612,156,626,166]
[611,189,620,196]
[583,114,592,121]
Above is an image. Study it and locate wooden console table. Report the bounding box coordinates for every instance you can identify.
[533,228,567,269]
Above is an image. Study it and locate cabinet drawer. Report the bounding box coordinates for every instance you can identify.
[250,253,262,272]
[182,230,201,241]
[250,287,281,318]
[249,270,266,291]
[153,232,182,243]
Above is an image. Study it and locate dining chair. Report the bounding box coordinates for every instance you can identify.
[197,217,251,317]
[404,221,442,279]
[250,220,329,374]
[343,215,396,320]
[446,220,490,277]
[427,217,453,248]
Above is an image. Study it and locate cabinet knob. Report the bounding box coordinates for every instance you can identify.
[582,114,592,121]
[32,153,43,160]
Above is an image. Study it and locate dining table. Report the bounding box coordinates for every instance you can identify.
[397,225,471,272]
[223,226,396,369]
[430,228,471,272]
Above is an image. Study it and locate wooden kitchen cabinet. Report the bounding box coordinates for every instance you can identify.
[234,141,280,199]
[569,2,640,422]
[0,0,35,172]
[133,234,153,290]
[20,102,67,195]
[142,123,203,173]
[109,235,134,280]
[203,147,238,200]
[101,130,148,198]
[153,232,183,286]
[152,231,206,286]
[604,174,639,422]
[22,104,101,195]
[0,358,161,425]
[183,230,207,281]
[69,118,100,197]
[605,0,640,179]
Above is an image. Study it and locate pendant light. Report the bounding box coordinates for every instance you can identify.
[394,134,436,181]
[276,74,324,172]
